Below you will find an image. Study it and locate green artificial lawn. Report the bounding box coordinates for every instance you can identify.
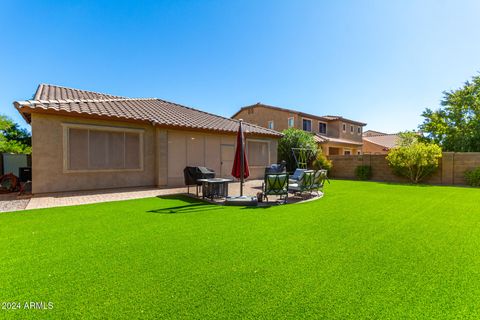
[1,180,480,319]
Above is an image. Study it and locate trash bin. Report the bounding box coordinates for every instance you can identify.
[19,167,32,182]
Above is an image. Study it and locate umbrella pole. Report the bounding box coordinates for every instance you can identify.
[240,120,244,196]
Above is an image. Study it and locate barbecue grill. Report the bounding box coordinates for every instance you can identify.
[183,166,216,196]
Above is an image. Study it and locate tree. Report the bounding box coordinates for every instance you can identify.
[420,74,480,151]
[312,150,332,171]
[0,115,31,154]
[386,132,442,183]
[277,128,318,172]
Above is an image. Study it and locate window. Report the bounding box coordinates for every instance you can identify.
[350,125,354,134]
[64,124,143,172]
[344,149,351,155]
[319,122,327,134]
[247,140,270,167]
[288,117,294,128]
[357,151,361,155]
[267,120,274,130]
[302,119,312,131]
[342,123,346,132]
[357,127,361,135]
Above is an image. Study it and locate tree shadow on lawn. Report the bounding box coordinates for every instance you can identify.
[148,195,224,214]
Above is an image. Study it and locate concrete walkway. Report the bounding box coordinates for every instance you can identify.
[0,179,320,212]
[25,179,265,210]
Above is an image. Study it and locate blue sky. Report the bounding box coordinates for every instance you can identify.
[1,0,480,132]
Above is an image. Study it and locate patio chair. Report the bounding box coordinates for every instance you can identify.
[289,168,307,184]
[262,173,289,203]
[311,170,327,195]
[288,170,315,197]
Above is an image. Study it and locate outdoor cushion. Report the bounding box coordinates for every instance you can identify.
[289,183,300,191]
[290,169,307,181]
[288,170,315,193]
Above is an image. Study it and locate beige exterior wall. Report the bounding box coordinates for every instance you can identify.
[164,130,237,186]
[336,120,363,142]
[362,139,388,154]
[234,106,298,132]
[31,113,157,194]
[163,129,278,186]
[31,113,279,193]
[321,143,361,156]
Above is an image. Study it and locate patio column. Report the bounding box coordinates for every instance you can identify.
[155,128,168,187]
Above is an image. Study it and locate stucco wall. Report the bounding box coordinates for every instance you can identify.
[31,113,279,193]
[337,120,363,142]
[328,152,480,185]
[234,106,297,132]
[163,129,278,186]
[362,139,388,154]
[31,113,156,193]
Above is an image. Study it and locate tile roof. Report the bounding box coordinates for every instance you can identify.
[313,133,363,146]
[33,84,126,100]
[15,85,282,137]
[321,115,367,126]
[234,103,367,126]
[362,134,400,149]
[363,130,388,137]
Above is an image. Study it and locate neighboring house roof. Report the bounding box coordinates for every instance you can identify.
[15,85,282,137]
[362,134,400,149]
[321,115,367,126]
[313,133,363,146]
[363,130,388,137]
[232,102,367,126]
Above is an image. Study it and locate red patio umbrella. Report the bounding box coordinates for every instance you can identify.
[231,120,250,196]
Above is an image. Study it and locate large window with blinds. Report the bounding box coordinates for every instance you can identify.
[247,140,270,167]
[63,124,143,172]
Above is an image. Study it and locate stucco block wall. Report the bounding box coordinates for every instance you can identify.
[329,152,480,185]
[31,113,156,194]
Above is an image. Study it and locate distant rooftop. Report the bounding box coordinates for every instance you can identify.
[233,102,367,126]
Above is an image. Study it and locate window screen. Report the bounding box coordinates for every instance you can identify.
[319,122,327,134]
[288,118,294,127]
[67,127,141,171]
[302,119,312,132]
[247,141,269,167]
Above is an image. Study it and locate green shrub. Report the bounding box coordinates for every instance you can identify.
[355,165,372,180]
[312,151,333,171]
[465,167,480,187]
[278,128,318,172]
[386,132,442,183]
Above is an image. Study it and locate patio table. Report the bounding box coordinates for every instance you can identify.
[197,178,233,200]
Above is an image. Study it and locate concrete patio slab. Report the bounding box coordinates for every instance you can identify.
[0,179,322,212]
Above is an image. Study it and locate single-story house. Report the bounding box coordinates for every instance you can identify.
[14,84,281,194]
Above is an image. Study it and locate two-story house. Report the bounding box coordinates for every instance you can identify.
[232,103,366,155]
